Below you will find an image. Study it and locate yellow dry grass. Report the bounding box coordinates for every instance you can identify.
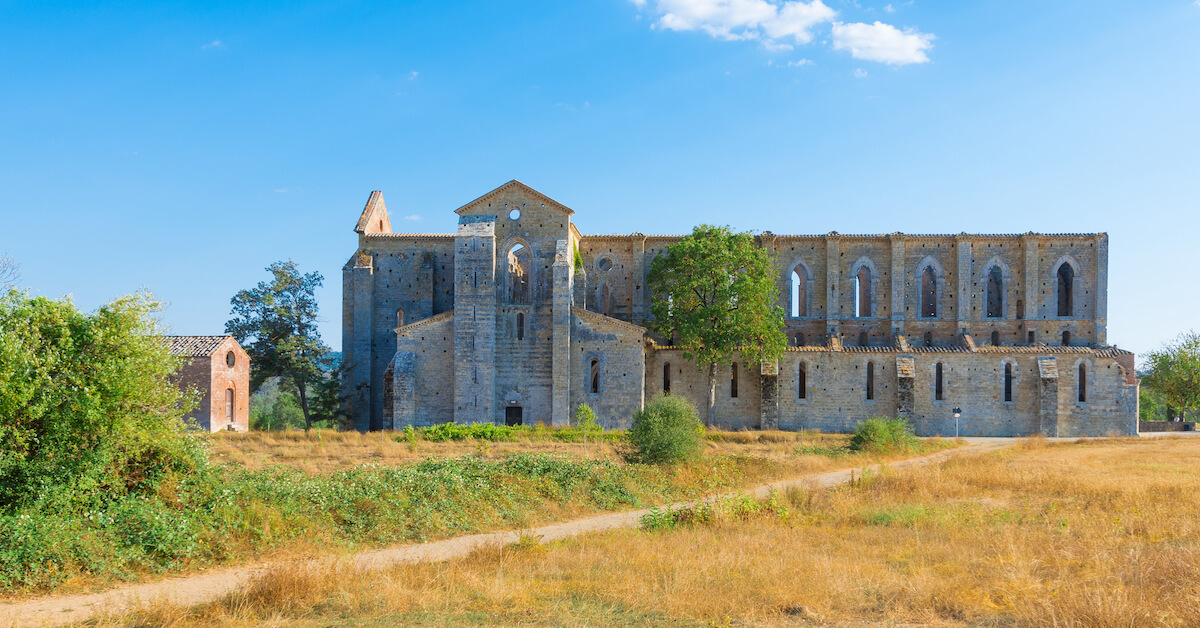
[207,428,885,473]
[115,436,1200,627]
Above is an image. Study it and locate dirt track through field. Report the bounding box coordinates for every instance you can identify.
[0,440,1011,627]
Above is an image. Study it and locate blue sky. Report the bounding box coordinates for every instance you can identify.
[1,1,1197,356]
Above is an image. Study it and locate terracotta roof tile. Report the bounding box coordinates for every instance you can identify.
[160,335,232,357]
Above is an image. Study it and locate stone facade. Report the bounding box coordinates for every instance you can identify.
[342,181,1138,437]
[163,335,251,432]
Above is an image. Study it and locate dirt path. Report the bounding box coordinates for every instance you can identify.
[0,440,1011,627]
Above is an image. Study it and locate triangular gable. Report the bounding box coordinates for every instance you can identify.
[454,180,575,217]
[354,190,393,234]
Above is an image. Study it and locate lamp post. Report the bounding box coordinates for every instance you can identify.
[952,407,962,439]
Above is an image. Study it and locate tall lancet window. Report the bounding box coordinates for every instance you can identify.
[921,266,938,318]
[986,266,1004,318]
[507,244,530,303]
[790,269,806,317]
[1057,263,1074,317]
[854,266,873,317]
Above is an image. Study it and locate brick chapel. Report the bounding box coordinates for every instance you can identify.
[341,181,1138,437]
[164,335,251,432]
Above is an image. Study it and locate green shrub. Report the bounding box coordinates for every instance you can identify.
[624,395,704,464]
[0,291,203,512]
[848,417,921,454]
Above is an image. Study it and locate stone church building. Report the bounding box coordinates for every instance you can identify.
[342,181,1138,437]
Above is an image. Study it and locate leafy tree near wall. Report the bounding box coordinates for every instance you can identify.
[1141,331,1200,421]
[226,260,338,432]
[647,225,787,427]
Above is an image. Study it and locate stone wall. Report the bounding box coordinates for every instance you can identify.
[569,308,646,428]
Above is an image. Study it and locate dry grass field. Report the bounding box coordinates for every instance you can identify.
[208,428,902,475]
[117,436,1200,627]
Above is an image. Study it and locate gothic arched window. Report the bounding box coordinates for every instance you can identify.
[507,244,530,304]
[921,267,938,318]
[854,266,873,317]
[1057,263,1075,317]
[986,266,1004,318]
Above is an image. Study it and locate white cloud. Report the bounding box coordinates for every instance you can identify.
[884,3,894,12]
[787,58,814,66]
[854,68,868,78]
[639,0,836,46]
[831,21,933,65]
[408,71,419,80]
[201,40,224,50]
[404,214,421,221]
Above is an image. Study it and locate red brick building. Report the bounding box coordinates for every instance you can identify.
[163,336,251,432]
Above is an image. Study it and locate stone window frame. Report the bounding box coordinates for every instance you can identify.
[1000,357,1020,404]
[730,361,740,399]
[865,360,876,402]
[978,256,1012,319]
[1072,357,1092,405]
[663,361,671,394]
[226,350,236,368]
[498,235,535,305]
[597,281,613,317]
[797,360,809,402]
[848,256,880,319]
[1050,255,1081,320]
[931,361,947,403]
[594,253,616,273]
[913,255,946,320]
[782,257,815,319]
[225,387,234,422]
[583,351,606,396]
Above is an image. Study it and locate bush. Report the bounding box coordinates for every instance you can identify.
[848,417,921,454]
[624,395,704,464]
[0,291,204,512]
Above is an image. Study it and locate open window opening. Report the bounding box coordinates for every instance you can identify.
[935,363,944,401]
[921,266,938,318]
[986,266,1004,318]
[507,244,530,304]
[1057,263,1075,317]
[866,361,875,401]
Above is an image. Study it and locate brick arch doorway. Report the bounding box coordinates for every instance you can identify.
[505,406,523,426]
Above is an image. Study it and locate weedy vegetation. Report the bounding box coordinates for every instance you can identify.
[112,437,1200,627]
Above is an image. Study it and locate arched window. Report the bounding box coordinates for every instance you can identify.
[866,361,875,401]
[798,362,807,399]
[790,269,807,317]
[986,266,1004,318]
[590,359,600,394]
[1016,299,1024,320]
[396,309,405,327]
[225,388,234,421]
[921,266,938,318]
[924,332,933,347]
[601,283,612,317]
[226,351,236,368]
[1078,363,1087,402]
[516,312,525,340]
[991,331,1000,346]
[1004,363,1013,402]
[858,331,869,347]
[731,362,739,398]
[663,362,671,394]
[1057,263,1074,317]
[1062,330,1071,346]
[794,332,805,347]
[507,244,530,303]
[854,266,873,317]
[935,363,944,401]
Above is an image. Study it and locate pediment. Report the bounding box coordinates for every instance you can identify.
[454,180,575,217]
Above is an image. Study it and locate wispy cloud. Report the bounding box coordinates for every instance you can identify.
[404,214,421,221]
[787,58,814,67]
[274,188,289,193]
[632,1,933,64]
[636,0,836,47]
[201,40,224,50]
[832,21,933,65]
[853,68,868,78]
[408,70,419,80]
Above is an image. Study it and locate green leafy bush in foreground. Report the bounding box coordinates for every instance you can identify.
[624,395,705,465]
[848,417,922,454]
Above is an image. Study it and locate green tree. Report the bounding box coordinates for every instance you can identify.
[647,225,787,426]
[226,260,334,432]
[0,291,202,511]
[624,395,704,464]
[1142,331,1200,421]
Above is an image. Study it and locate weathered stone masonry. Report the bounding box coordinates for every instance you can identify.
[342,181,1138,437]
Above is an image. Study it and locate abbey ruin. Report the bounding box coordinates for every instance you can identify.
[342,181,1138,437]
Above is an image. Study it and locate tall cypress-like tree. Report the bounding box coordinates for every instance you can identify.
[226,260,333,432]
[647,225,787,427]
